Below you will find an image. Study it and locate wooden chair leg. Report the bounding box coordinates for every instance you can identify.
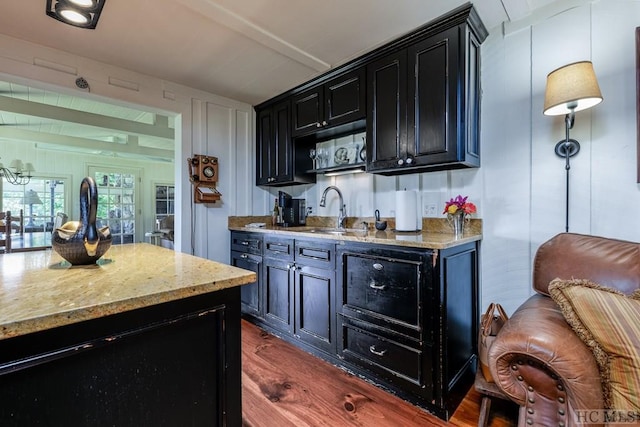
[478,395,491,427]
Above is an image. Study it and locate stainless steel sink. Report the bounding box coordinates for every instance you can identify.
[307,228,365,235]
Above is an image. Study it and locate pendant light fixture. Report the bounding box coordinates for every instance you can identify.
[46,0,107,29]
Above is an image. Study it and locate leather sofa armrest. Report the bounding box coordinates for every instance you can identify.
[488,294,604,426]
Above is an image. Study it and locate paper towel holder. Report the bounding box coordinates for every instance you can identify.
[395,189,421,232]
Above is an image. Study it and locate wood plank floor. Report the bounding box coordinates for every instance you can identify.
[241,320,517,427]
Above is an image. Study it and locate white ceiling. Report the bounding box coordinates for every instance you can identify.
[0,0,560,160]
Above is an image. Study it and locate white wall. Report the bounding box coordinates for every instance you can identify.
[0,33,254,263]
[254,0,640,314]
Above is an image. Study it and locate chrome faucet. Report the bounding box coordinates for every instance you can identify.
[319,185,346,229]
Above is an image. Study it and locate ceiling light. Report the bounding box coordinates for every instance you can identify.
[67,0,98,7]
[0,157,36,185]
[46,0,107,29]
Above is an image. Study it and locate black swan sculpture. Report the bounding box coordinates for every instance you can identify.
[52,176,112,265]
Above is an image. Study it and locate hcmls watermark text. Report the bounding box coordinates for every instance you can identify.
[575,410,640,424]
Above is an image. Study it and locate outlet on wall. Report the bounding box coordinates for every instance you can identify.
[424,204,437,217]
[422,191,442,218]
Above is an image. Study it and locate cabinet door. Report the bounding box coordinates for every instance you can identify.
[256,100,293,185]
[294,265,336,354]
[231,250,262,318]
[366,50,408,172]
[407,27,461,166]
[292,86,323,137]
[325,68,366,128]
[256,107,274,185]
[263,257,294,334]
[273,100,293,182]
[293,239,336,353]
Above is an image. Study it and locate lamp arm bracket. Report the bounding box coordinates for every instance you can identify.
[555,138,580,160]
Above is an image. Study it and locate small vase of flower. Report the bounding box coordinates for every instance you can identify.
[443,195,476,237]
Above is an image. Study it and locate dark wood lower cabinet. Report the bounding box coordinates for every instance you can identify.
[0,288,242,427]
[264,256,295,334]
[232,230,478,420]
[294,251,336,354]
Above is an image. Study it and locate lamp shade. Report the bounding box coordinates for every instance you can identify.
[543,61,603,116]
[22,190,43,205]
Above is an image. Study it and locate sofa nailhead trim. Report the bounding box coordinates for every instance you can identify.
[559,409,565,416]
[528,385,534,392]
[517,375,523,381]
[528,397,535,403]
[512,365,518,370]
[557,384,564,391]
[527,408,534,414]
[559,422,565,427]
[558,397,565,403]
[527,418,533,425]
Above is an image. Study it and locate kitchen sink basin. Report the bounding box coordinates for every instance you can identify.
[306,228,366,235]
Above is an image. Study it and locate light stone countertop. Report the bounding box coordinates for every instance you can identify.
[0,243,256,341]
[229,216,481,250]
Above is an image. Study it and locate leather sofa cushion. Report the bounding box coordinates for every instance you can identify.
[549,278,640,411]
[533,233,640,296]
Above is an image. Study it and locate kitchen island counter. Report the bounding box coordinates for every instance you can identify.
[0,243,255,340]
[0,243,255,426]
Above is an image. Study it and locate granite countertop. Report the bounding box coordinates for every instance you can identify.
[228,216,482,250]
[0,243,256,341]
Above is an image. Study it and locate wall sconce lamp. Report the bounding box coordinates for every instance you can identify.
[46,0,107,29]
[543,61,603,232]
[0,158,35,186]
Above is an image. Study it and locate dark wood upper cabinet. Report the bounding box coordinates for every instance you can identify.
[367,9,485,175]
[256,100,315,186]
[366,50,408,172]
[255,4,487,185]
[292,68,366,137]
[407,25,482,169]
[407,27,461,166]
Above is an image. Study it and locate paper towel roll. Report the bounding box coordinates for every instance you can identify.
[395,190,418,231]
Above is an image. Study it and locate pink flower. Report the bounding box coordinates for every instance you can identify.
[443,195,476,216]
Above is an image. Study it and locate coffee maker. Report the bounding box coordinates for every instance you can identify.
[278,191,306,226]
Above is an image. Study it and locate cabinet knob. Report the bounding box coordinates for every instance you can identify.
[397,159,404,165]
[316,123,322,128]
[241,241,249,246]
[240,254,248,259]
[322,120,328,126]
[406,157,413,165]
[372,263,384,271]
[369,345,387,357]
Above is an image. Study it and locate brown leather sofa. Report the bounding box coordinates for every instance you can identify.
[488,233,640,427]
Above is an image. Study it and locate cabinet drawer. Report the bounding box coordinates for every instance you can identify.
[341,322,422,385]
[231,232,262,255]
[264,236,294,261]
[342,252,422,327]
[295,239,335,269]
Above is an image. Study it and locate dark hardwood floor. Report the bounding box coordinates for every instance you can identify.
[241,320,517,426]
